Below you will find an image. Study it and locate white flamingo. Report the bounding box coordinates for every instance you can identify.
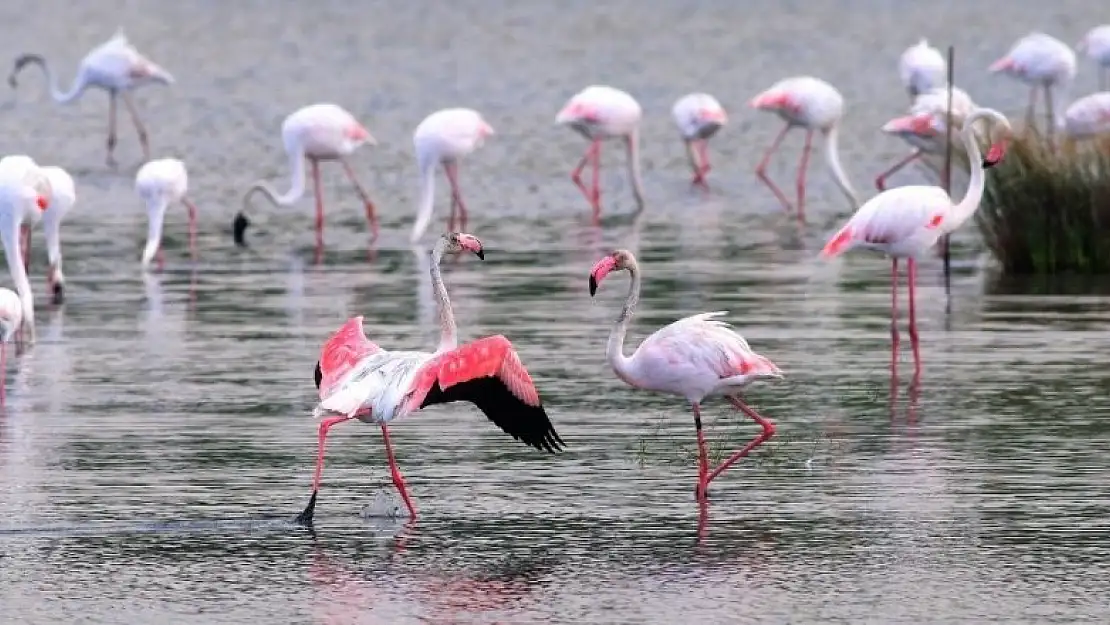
[750,76,859,221]
[588,249,782,505]
[899,39,947,98]
[0,156,53,346]
[411,108,495,244]
[1060,91,1110,145]
[7,30,173,167]
[0,287,21,403]
[875,86,977,191]
[297,233,564,524]
[39,166,75,305]
[671,93,728,187]
[556,85,646,219]
[1077,26,1110,90]
[136,158,198,270]
[989,32,1076,144]
[820,108,1012,375]
[236,103,378,249]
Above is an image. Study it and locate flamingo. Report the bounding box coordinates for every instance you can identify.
[671,93,729,187]
[587,249,782,504]
[411,108,495,244]
[0,157,52,347]
[875,86,977,191]
[1060,92,1110,147]
[7,30,173,168]
[819,108,1012,375]
[235,103,379,249]
[989,32,1076,146]
[0,288,21,403]
[297,232,564,524]
[1077,26,1110,90]
[899,39,948,99]
[39,166,75,305]
[556,85,646,219]
[136,158,198,270]
[749,76,859,222]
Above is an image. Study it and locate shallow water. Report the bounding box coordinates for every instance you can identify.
[1,1,1110,623]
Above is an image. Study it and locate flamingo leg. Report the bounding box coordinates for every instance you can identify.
[705,397,777,485]
[685,139,704,186]
[121,92,151,162]
[591,140,602,221]
[295,414,354,526]
[106,92,119,168]
[182,197,199,263]
[571,141,601,217]
[794,129,814,222]
[19,225,29,270]
[891,257,901,369]
[875,151,922,191]
[339,157,379,242]
[697,139,712,181]
[310,159,324,249]
[444,161,468,233]
[381,424,417,518]
[754,124,793,211]
[692,402,709,503]
[908,257,921,375]
[1025,86,1038,130]
[0,342,6,405]
[1044,84,1056,150]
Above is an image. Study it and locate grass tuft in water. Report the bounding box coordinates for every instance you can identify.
[977,127,1110,275]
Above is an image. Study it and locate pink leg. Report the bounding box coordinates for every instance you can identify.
[294,414,354,525]
[339,158,379,242]
[908,257,921,376]
[444,161,468,233]
[122,93,151,162]
[692,402,709,503]
[591,139,602,222]
[311,159,324,249]
[697,139,712,180]
[794,129,814,223]
[705,397,777,485]
[571,141,601,217]
[891,258,900,371]
[875,151,922,191]
[754,124,793,211]
[182,197,198,262]
[381,424,417,518]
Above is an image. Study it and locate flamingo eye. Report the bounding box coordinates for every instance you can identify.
[36,196,48,210]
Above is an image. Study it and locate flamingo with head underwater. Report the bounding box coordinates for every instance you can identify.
[0,156,53,347]
[8,29,173,168]
[0,287,22,403]
[671,93,728,188]
[875,86,977,191]
[136,158,198,270]
[297,232,564,525]
[820,108,1013,376]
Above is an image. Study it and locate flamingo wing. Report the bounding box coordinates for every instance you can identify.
[407,335,564,453]
[315,316,383,398]
[821,186,951,257]
[638,312,781,380]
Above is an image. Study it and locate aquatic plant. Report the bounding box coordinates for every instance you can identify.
[976,127,1110,275]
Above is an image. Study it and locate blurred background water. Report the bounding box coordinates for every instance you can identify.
[0,1,1109,623]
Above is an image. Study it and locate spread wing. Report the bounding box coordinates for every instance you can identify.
[315,316,382,398]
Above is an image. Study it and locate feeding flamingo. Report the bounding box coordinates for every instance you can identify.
[411,108,495,243]
[556,85,646,219]
[750,76,859,222]
[0,157,52,347]
[989,32,1076,146]
[235,103,378,249]
[1077,26,1110,90]
[899,39,947,99]
[671,93,729,187]
[297,232,564,525]
[7,30,173,168]
[875,86,977,191]
[587,249,782,504]
[0,288,21,404]
[38,166,75,305]
[820,108,1012,375]
[136,158,198,270]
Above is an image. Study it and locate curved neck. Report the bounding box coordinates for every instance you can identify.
[0,213,33,343]
[625,130,645,209]
[141,197,170,267]
[823,124,859,209]
[246,143,307,209]
[607,261,640,385]
[24,57,85,103]
[945,114,990,232]
[429,237,456,353]
[411,158,437,243]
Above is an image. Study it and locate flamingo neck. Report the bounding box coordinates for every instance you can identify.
[625,130,645,209]
[945,110,992,232]
[246,142,307,208]
[823,124,859,209]
[22,57,86,104]
[141,196,170,268]
[0,210,33,343]
[607,261,640,386]
[429,237,457,354]
[411,157,437,243]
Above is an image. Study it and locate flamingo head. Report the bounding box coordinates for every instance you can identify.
[699,106,729,125]
[441,232,485,260]
[556,101,599,125]
[881,112,940,137]
[346,123,377,146]
[749,90,796,113]
[988,56,1016,74]
[588,249,635,296]
[128,61,174,86]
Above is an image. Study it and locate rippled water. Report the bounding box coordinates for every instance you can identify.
[1,1,1110,623]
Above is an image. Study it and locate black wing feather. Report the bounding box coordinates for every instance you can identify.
[421,377,565,453]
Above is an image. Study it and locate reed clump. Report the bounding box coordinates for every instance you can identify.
[977,127,1110,275]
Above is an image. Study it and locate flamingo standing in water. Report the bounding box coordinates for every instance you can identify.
[136,158,198,270]
[235,104,379,249]
[8,30,173,167]
[820,108,1012,375]
[411,108,495,243]
[588,250,783,504]
[671,93,729,188]
[297,232,564,524]
[556,85,647,219]
[0,158,52,347]
[39,166,75,305]
[989,33,1076,146]
[0,288,21,403]
[875,86,977,191]
[1077,26,1110,90]
[750,76,859,222]
[899,39,947,99]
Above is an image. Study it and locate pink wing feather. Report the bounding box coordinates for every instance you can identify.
[405,335,539,411]
[317,316,382,398]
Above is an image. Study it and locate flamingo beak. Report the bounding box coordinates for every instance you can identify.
[588,256,618,297]
[701,108,728,124]
[881,113,937,136]
[457,233,485,260]
[988,57,1014,73]
[36,195,48,211]
[983,140,1010,168]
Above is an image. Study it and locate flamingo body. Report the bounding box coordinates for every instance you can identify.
[991,33,1078,86]
[0,157,52,345]
[136,158,198,269]
[899,39,947,98]
[39,166,75,302]
[1062,92,1110,139]
[672,93,728,186]
[874,86,978,191]
[0,287,21,403]
[1078,26,1110,89]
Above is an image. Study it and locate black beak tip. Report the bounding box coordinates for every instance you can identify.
[982,158,998,170]
[588,276,598,296]
[232,212,250,247]
[313,361,322,390]
[51,283,64,306]
[476,249,485,261]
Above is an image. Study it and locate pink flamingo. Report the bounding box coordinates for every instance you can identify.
[137,158,198,271]
[410,108,495,243]
[297,233,563,524]
[671,93,729,187]
[820,108,1012,375]
[588,249,783,504]
[1078,26,1110,90]
[1061,91,1110,147]
[750,76,859,222]
[899,39,947,99]
[989,33,1076,145]
[875,86,976,191]
[556,85,646,219]
[235,103,378,249]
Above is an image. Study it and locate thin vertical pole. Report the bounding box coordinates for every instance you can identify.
[942,45,955,313]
